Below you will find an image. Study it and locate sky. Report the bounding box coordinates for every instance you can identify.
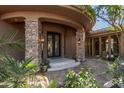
[92,19,109,31]
[92,15,110,31]
[91,5,110,31]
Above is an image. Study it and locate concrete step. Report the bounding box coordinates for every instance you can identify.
[50,60,75,67]
[47,58,80,71]
[48,62,80,71]
[48,58,74,63]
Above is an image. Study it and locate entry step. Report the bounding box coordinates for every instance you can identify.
[47,58,80,71]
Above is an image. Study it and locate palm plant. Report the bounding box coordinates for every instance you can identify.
[0,56,36,88]
[0,31,24,56]
[0,31,36,88]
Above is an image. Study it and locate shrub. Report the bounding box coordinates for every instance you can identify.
[63,68,98,88]
[27,75,49,88]
[108,57,124,85]
[0,56,36,88]
[48,80,58,88]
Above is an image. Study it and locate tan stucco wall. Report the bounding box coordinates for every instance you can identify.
[64,27,76,59]
[120,34,124,58]
[0,20,25,60]
[0,20,77,60]
[85,38,89,57]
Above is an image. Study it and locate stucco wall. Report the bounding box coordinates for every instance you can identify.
[0,20,77,60]
[120,34,124,58]
[0,20,25,60]
[64,27,76,59]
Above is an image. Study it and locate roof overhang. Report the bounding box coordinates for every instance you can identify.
[0,5,94,31]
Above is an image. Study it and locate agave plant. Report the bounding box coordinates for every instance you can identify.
[0,56,36,88]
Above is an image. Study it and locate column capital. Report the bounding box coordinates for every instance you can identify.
[77,27,85,32]
[25,17,39,22]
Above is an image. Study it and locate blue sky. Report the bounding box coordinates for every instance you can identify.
[91,6,110,31]
[92,17,110,31]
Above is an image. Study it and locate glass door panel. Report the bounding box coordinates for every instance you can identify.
[54,34,60,56]
[48,34,53,57]
[47,32,61,57]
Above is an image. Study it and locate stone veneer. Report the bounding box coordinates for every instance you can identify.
[25,18,42,70]
[76,28,85,62]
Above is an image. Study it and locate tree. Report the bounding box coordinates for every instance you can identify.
[95,5,124,32]
[94,5,124,56]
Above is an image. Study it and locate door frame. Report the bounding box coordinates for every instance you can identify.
[47,32,61,58]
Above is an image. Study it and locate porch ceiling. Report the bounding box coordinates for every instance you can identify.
[0,5,93,31]
[3,15,81,29]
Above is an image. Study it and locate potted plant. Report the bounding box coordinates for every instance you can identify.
[40,59,50,72]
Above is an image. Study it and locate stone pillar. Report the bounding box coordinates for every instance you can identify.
[99,37,102,56]
[92,38,94,56]
[25,18,41,71]
[108,35,111,56]
[76,28,85,62]
[89,38,91,56]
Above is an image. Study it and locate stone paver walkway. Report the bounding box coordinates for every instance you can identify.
[45,58,113,87]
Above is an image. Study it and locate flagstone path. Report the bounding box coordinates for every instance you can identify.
[45,58,113,87]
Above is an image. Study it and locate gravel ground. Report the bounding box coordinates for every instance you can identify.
[44,58,113,87]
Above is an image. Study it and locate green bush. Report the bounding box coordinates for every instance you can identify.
[63,68,98,88]
[108,57,124,84]
[0,56,36,88]
[48,80,58,88]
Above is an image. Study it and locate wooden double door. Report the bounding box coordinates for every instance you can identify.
[47,32,61,57]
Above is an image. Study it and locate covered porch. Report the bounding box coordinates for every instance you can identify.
[0,11,86,71]
[86,31,120,58]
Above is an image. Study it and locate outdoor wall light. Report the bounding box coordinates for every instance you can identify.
[41,36,45,43]
[77,38,81,46]
[38,36,45,43]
